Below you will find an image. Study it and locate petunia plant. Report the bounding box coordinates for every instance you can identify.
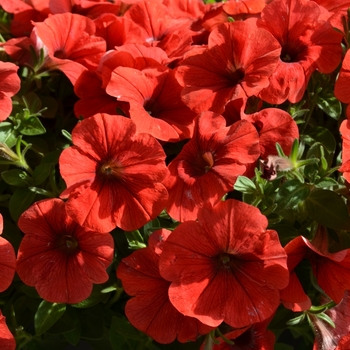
[0,0,350,349]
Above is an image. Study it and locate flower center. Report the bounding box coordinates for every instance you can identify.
[217,253,239,271]
[144,98,159,117]
[99,160,124,180]
[202,151,214,172]
[230,67,245,84]
[252,120,263,132]
[54,49,66,59]
[55,235,78,254]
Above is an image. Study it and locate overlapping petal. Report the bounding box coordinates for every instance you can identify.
[117,229,213,344]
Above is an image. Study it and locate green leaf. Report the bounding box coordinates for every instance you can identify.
[72,285,108,309]
[125,230,147,250]
[79,306,104,340]
[1,169,32,187]
[63,307,81,346]
[64,325,81,346]
[289,139,299,164]
[316,95,342,120]
[46,307,75,335]
[275,179,310,211]
[0,121,17,147]
[269,223,299,246]
[304,189,350,230]
[34,301,66,336]
[303,126,336,154]
[19,116,46,135]
[286,314,305,326]
[61,129,72,142]
[275,344,294,350]
[9,187,36,221]
[41,149,61,164]
[316,313,335,328]
[19,284,40,299]
[143,217,161,237]
[234,176,256,194]
[306,143,331,169]
[315,178,338,188]
[33,163,52,185]
[328,229,350,253]
[109,316,151,350]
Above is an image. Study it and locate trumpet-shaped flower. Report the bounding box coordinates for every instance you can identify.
[17,198,114,304]
[159,200,289,328]
[59,113,169,232]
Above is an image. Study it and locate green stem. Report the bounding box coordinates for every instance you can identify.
[251,196,262,207]
[203,331,215,350]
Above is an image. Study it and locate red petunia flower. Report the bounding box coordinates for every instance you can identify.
[313,0,350,31]
[49,0,122,18]
[257,0,342,104]
[16,198,114,304]
[59,113,169,233]
[243,108,299,158]
[175,20,281,114]
[202,0,266,31]
[32,13,106,84]
[0,311,15,350]
[163,0,209,20]
[335,50,350,119]
[117,229,214,344]
[74,69,129,119]
[74,44,168,119]
[223,0,266,18]
[0,62,21,122]
[0,0,50,37]
[283,226,350,304]
[94,15,143,51]
[200,318,275,350]
[165,112,260,222]
[123,1,194,61]
[105,65,197,141]
[339,119,350,182]
[0,214,16,293]
[223,98,300,158]
[159,199,289,328]
[280,239,312,312]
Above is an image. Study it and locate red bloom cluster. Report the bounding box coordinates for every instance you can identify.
[117,228,214,344]
[0,0,349,348]
[118,199,289,342]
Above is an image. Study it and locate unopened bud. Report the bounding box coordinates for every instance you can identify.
[0,143,20,162]
[259,155,293,181]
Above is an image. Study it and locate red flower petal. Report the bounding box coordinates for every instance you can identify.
[0,311,15,350]
[0,215,15,293]
[0,62,21,122]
